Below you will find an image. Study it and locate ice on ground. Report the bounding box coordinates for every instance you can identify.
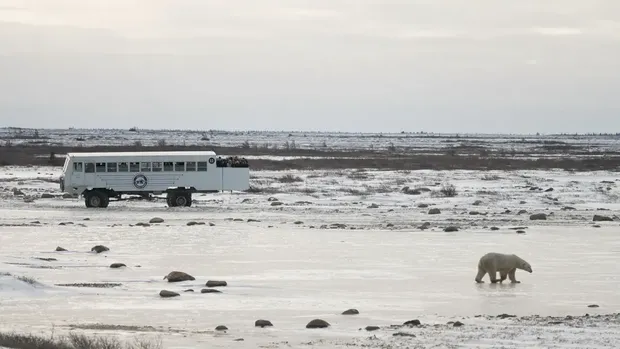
[1,165,620,348]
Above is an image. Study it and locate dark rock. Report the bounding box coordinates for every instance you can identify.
[443,226,459,232]
[110,263,126,268]
[545,188,554,192]
[306,319,330,329]
[342,308,359,315]
[393,332,416,337]
[255,319,273,328]
[453,321,464,327]
[490,227,500,231]
[55,246,68,252]
[497,314,516,319]
[184,289,194,292]
[149,217,164,224]
[367,203,379,209]
[529,213,547,220]
[593,215,613,222]
[270,201,283,206]
[472,200,483,206]
[365,326,380,331]
[588,304,600,308]
[418,203,429,208]
[206,280,227,287]
[159,290,180,298]
[135,222,150,227]
[163,271,195,282]
[294,221,304,224]
[516,230,526,234]
[201,288,222,293]
[428,208,441,215]
[91,245,109,253]
[403,319,421,327]
[215,325,228,331]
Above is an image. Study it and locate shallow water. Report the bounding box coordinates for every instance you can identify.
[1,206,619,348]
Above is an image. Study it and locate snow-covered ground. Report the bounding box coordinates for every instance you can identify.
[3,127,620,154]
[1,165,620,348]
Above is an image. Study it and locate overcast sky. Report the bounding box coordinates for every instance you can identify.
[0,1,619,134]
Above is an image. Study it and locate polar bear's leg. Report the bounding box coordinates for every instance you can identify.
[487,265,499,283]
[499,270,508,283]
[508,268,521,283]
[475,266,486,283]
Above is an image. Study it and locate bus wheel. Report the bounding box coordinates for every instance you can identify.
[85,190,106,208]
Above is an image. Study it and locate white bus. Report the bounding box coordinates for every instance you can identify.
[58,150,250,208]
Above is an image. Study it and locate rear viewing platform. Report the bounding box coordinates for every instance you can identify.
[58,150,250,208]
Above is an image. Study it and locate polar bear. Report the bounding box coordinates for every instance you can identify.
[475,252,532,283]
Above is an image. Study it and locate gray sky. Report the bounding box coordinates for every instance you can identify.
[1,0,619,134]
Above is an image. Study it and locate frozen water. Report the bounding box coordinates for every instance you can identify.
[1,165,620,348]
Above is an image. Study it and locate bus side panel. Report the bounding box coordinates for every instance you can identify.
[221,168,250,191]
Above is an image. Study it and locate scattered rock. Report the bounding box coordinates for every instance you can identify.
[417,203,429,208]
[529,213,547,220]
[55,246,67,252]
[306,319,330,329]
[443,226,459,232]
[187,221,205,226]
[215,325,228,331]
[159,290,180,298]
[562,206,576,211]
[517,209,528,215]
[469,211,480,215]
[91,245,109,253]
[365,326,380,331]
[247,219,260,222]
[35,257,57,262]
[593,215,613,222]
[472,200,483,206]
[490,227,499,231]
[201,288,222,294]
[403,319,421,327]
[184,289,194,292]
[516,230,526,234]
[294,221,304,224]
[428,208,441,215]
[267,197,279,202]
[255,319,273,328]
[149,217,164,224]
[497,313,517,319]
[367,203,379,209]
[206,280,227,287]
[270,201,283,206]
[163,271,195,282]
[453,321,464,327]
[588,304,600,308]
[40,193,54,199]
[110,263,126,268]
[544,188,554,192]
[393,332,416,337]
[342,309,359,315]
[209,222,215,227]
[135,222,150,227]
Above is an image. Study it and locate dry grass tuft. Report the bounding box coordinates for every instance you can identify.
[0,331,162,349]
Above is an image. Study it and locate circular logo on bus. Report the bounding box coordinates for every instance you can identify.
[208,157,215,164]
[133,174,148,189]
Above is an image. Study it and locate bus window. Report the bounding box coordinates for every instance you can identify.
[73,162,83,172]
[85,163,95,173]
[95,163,106,172]
[141,162,151,172]
[129,162,140,172]
[174,162,185,171]
[163,162,173,171]
[152,162,162,172]
[118,162,129,172]
[186,161,196,171]
[107,162,117,172]
[197,162,208,171]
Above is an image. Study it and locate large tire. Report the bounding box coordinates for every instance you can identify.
[84,190,107,208]
[167,191,191,207]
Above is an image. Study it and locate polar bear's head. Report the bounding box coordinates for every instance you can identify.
[519,260,533,273]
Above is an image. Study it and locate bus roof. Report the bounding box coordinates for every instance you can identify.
[66,150,217,158]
